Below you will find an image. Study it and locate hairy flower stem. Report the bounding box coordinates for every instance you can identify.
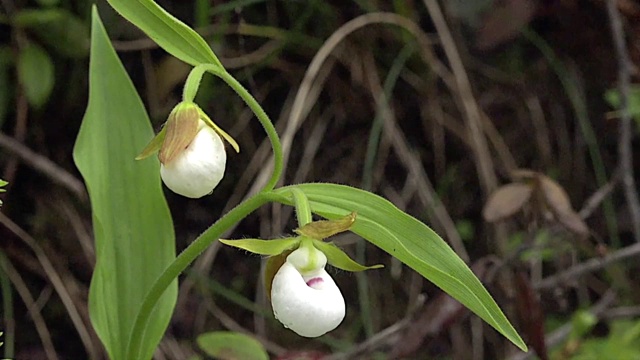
[128,64,286,359]
[126,191,281,359]
[182,64,283,192]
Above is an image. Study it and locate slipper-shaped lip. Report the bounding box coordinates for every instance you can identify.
[271,247,346,337]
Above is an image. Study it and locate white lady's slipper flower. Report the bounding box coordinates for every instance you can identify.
[136,102,239,198]
[271,246,345,337]
[160,120,226,198]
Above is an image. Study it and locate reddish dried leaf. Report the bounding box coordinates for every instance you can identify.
[483,183,533,222]
[514,271,548,360]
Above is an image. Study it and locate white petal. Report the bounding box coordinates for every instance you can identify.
[160,125,226,198]
[271,249,345,337]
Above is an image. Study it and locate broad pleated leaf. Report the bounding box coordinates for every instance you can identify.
[105,0,222,67]
[273,183,527,351]
[73,7,177,360]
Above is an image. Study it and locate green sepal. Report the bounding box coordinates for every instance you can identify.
[135,125,167,160]
[312,239,383,272]
[199,108,240,153]
[295,212,356,240]
[158,103,200,164]
[220,237,300,256]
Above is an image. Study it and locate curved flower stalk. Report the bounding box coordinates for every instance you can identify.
[271,246,345,337]
[136,102,239,198]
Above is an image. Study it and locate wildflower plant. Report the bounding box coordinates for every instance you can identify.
[73,2,528,360]
[0,179,6,206]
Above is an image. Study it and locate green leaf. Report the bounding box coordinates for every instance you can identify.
[273,183,527,352]
[605,86,640,117]
[36,0,60,7]
[197,331,269,360]
[220,237,300,256]
[17,43,54,108]
[105,0,222,68]
[73,7,177,360]
[0,179,6,206]
[14,9,89,58]
[605,87,640,132]
[570,309,597,340]
[312,240,382,272]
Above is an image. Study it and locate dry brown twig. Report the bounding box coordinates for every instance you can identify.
[0,133,88,202]
[0,254,59,360]
[606,0,640,242]
[0,213,100,359]
[507,290,617,360]
[535,242,640,291]
[205,301,286,356]
[362,53,470,262]
[249,12,447,194]
[423,0,497,195]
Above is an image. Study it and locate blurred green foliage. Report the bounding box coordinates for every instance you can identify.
[0,179,6,206]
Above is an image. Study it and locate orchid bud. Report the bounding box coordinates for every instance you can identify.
[160,119,226,198]
[270,246,346,337]
[136,102,239,199]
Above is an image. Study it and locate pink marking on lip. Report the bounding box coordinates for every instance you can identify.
[306,277,324,288]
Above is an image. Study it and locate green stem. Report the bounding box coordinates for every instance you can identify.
[126,192,275,359]
[182,64,283,192]
[182,65,208,102]
[291,188,312,227]
[128,64,284,358]
[215,69,283,191]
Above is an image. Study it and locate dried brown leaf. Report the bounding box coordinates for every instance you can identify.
[540,176,589,237]
[510,168,538,181]
[483,183,533,222]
